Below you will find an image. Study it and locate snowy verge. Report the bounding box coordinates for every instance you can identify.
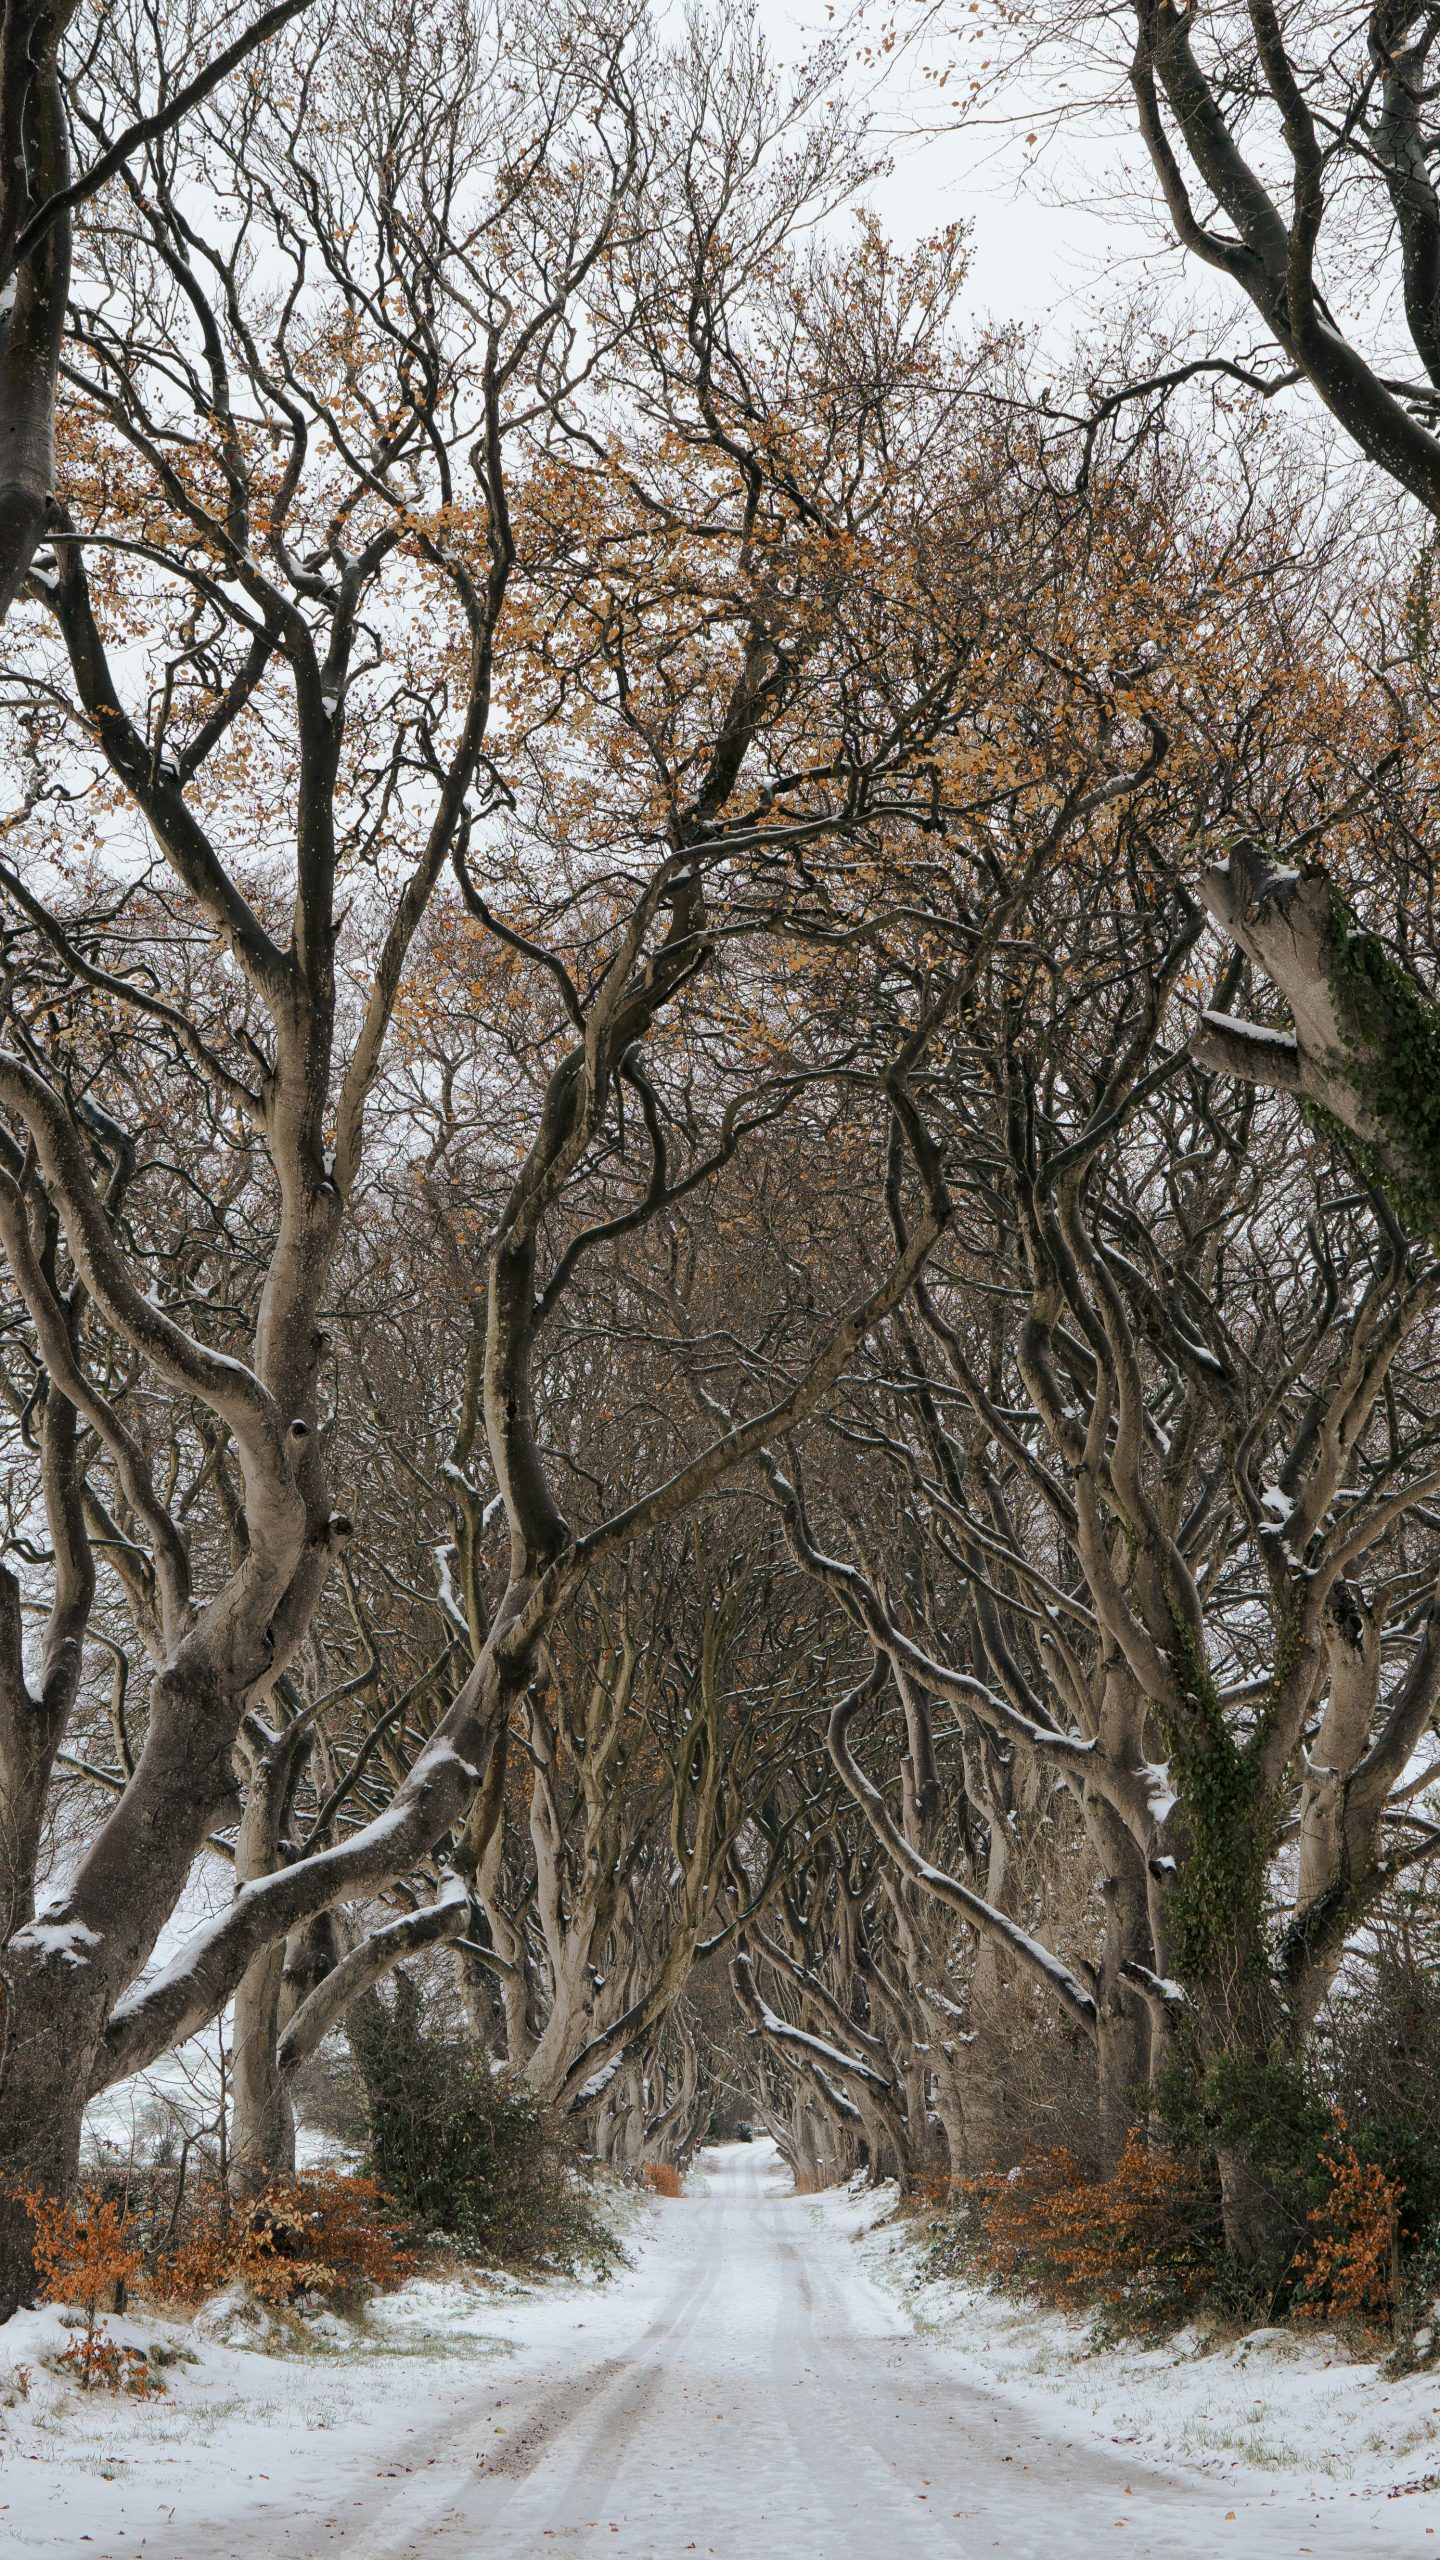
[0,2186,650,2556]
[805,2178,1440,2506]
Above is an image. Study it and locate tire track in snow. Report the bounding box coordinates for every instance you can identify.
[769,2220,965,2558]
[479,2190,733,2542]
[313,2173,730,2558]
[299,2144,1436,2560]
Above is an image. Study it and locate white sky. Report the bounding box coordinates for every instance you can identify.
[758,0,1250,357]
[764,0,1165,322]
[866,104,1158,332]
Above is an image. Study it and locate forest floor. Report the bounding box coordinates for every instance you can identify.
[0,2140,1437,2558]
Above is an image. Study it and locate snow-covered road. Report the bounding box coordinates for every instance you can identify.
[3,2140,1436,2557]
[297,2143,1434,2560]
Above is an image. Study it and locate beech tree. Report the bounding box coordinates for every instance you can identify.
[0,0,663,2273]
[462,1551,793,2113]
[8,0,1438,2320]
[1006,0,1440,1197]
[755,829,1440,2266]
[0,0,1075,2300]
[0,0,320,620]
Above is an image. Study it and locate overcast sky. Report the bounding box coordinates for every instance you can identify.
[765,0,1238,351]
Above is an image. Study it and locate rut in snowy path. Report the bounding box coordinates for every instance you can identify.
[288,2143,1426,2560]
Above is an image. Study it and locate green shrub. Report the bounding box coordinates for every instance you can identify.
[1150,2040,1334,2303]
[1317,1942,1440,2247]
[347,1979,616,2274]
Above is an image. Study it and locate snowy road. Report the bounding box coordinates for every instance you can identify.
[4,2141,1435,2557]
[295,2143,1435,2560]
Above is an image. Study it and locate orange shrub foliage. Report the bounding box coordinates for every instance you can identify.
[23,2188,143,2316]
[960,2131,1218,2316]
[641,2162,683,2200]
[1295,2124,1403,2333]
[59,2332,157,2394]
[913,2171,953,2210]
[157,2172,410,2308]
[19,2190,160,2395]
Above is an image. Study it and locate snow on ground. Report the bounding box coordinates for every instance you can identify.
[0,2242,632,2559]
[0,2141,1435,2558]
[823,2176,1440,2518]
